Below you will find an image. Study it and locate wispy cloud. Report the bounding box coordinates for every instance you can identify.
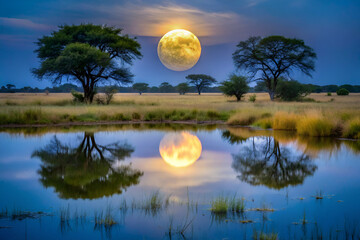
[75,3,251,45]
[0,17,53,31]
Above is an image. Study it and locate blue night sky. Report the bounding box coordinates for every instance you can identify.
[0,0,359,88]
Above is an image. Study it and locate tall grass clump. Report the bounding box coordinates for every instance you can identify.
[94,205,117,227]
[140,191,163,215]
[229,196,245,213]
[210,196,228,214]
[252,230,278,240]
[343,118,360,139]
[296,114,336,137]
[210,195,245,214]
[273,112,298,130]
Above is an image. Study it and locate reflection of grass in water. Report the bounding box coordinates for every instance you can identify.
[166,215,195,239]
[0,207,52,221]
[252,230,278,240]
[94,205,117,228]
[248,203,275,212]
[314,190,323,200]
[139,191,163,216]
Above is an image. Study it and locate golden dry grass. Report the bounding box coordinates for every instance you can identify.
[0,92,359,138]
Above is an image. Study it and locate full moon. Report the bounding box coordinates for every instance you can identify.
[157,29,201,71]
[159,131,202,167]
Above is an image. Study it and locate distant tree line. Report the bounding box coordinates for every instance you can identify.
[0,82,221,94]
[1,82,359,94]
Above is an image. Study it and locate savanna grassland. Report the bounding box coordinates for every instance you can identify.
[0,92,359,139]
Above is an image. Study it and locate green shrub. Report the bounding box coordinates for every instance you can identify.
[275,79,310,101]
[111,113,131,121]
[336,88,349,96]
[144,111,164,121]
[71,90,85,102]
[327,92,332,96]
[248,94,257,102]
[219,74,249,101]
[132,112,141,120]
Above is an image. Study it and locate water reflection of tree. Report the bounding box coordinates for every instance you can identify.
[32,132,143,199]
[231,136,317,189]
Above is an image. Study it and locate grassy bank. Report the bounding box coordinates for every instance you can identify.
[0,92,359,138]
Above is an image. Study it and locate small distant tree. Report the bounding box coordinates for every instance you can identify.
[149,86,159,93]
[23,86,32,92]
[104,86,118,104]
[159,82,174,93]
[6,84,15,90]
[32,24,142,104]
[233,36,316,100]
[275,79,311,101]
[248,94,257,102]
[336,88,349,96]
[132,83,148,95]
[186,74,216,95]
[177,83,190,95]
[219,74,249,101]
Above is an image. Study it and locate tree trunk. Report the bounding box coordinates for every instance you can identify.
[269,90,275,101]
[236,95,241,101]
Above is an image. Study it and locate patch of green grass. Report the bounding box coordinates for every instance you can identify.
[253,117,273,129]
[252,231,278,240]
[210,195,245,214]
[76,113,99,122]
[210,196,228,214]
[110,113,131,121]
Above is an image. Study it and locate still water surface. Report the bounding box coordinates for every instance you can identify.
[0,125,359,239]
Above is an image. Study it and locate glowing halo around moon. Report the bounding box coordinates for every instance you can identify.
[159,131,202,167]
[157,29,201,71]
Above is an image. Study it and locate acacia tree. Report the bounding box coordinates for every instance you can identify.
[177,82,190,95]
[219,74,249,101]
[232,36,316,100]
[186,74,216,95]
[231,136,317,189]
[32,24,142,103]
[132,82,148,95]
[159,82,174,93]
[32,133,143,199]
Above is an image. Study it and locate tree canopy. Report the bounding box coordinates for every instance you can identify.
[32,132,143,199]
[132,82,149,95]
[176,83,190,95]
[231,136,317,189]
[233,36,316,100]
[32,24,142,103]
[186,74,216,95]
[219,74,249,101]
[159,82,175,93]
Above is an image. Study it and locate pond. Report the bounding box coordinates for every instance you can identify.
[0,124,359,239]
